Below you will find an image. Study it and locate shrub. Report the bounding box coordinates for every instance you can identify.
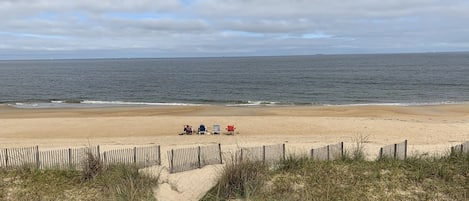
[81,152,103,181]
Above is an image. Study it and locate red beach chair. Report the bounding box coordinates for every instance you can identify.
[226,125,236,135]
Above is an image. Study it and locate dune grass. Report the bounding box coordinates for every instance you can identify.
[202,151,468,201]
[201,159,268,201]
[0,153,159,201]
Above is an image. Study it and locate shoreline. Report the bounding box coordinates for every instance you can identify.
[2,102,469,118]
[2,99,468,109]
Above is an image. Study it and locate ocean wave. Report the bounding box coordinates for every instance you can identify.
[11,100,202,109]
[51,99,82,104]
[225,100,465,107]
[8,99,467,109]
[324,101,461,107]
[225,100,291,107]
[81,100,202,106]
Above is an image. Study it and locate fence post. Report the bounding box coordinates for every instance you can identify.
[198,146,201,168]
[240,148,243,162]
[158,145,161,165]
[103,152,107,167]
[404,140,408,159]
[218,144,223,164]
[379,147,383,159]
[35,146,40,169]
[97,145,101,161]
[5,148,8,167]
[340,142,344,158]
[327,145,330,161]
[393,143,398,159]
[282,144,286,160]
[170,149,174,173]
[68,148,72,169]
[262,145,266,163]
[311,148,314,159]
[133,147,137,165]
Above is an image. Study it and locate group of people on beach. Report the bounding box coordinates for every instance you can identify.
[181,124,236,135]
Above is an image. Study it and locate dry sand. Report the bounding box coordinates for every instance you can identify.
[1,104,468,148]
[1,104,468,200]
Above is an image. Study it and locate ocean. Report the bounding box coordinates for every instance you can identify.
[1,53,469,108]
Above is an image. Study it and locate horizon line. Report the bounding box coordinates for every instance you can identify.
[1,50,469,62]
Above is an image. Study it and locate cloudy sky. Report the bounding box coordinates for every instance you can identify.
[1,0,469,59]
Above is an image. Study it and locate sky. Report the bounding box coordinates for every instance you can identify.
[1,0,469,59]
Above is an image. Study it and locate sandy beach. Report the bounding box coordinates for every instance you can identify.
[1,104,468,200]
[1,104,468,148]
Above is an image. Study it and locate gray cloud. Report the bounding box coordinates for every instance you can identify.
[0,0,182,16]
[1,0,469,59]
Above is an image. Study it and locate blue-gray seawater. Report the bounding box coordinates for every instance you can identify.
[1,53,469,108]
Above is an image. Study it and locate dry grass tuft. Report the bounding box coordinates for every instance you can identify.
[203,148,468,200]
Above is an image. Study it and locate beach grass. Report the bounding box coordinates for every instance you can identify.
[0,158,159,200]
[202,151,469,201]
[201,159,268,201]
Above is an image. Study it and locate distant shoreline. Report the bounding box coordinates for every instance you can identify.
[1,51,469,61]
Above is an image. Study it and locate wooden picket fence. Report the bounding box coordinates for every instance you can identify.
[239,144,286,164]
[102,145,161,168]
[2,140,468,174]
[167,144,223,173]
[311,142,344,161]
[451,141,469,154]
[0,145,160,170]
[379,140,408,160]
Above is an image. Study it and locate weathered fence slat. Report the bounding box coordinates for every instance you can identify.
[379,140,407,160]
[311,142,344,161]
[168,144,222,173]
[1,146,36,168]
[451,141,469,154]
[264,144,286,163]
[1,145,159,170]
[102,145,160,168]
[240,144,285,164]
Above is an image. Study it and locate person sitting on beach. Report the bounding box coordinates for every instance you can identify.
[184,125,193,135]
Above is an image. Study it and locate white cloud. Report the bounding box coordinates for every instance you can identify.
[0,0,469,59]
[194,0,463,19]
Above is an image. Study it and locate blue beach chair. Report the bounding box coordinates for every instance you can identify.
[198,124,206,135]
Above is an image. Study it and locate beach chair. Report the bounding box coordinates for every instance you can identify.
[213,125,221,134]
[198,124,207,135]
[226,125,236,135]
